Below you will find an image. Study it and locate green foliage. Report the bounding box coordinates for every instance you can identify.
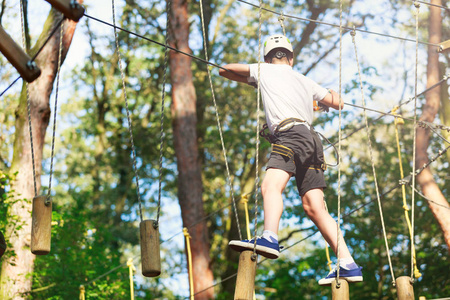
[0,171,28,263]
[31,193,128,299]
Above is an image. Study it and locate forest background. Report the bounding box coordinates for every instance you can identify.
[0,0,449,299]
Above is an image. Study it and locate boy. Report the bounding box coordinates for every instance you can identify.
[219,35,362,285]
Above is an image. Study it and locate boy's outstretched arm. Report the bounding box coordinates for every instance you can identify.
[219,64,250,84]
[320,89,344,110]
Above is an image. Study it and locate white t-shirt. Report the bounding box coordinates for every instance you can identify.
[248,63,328,133]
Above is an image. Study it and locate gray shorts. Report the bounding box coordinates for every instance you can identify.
[266,124,327,196]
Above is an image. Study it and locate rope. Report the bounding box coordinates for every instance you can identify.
[112,0,144,222]
[278,12,286,36]
[162,201,236,244]
[0,76,21,98]
[324,75,450,152]
[409,144,450,178]
[156,0,171,226]
[235,0,440,48]
[127,258,136,300]
[183,228,194,300]
[426,123,450,143]
[414,0,450,10]
[76,143,449,292]
[242,195,252,239]
[68,142,448,295]
[407,144,450,210]
[393,113,422,278]
[252,0,263,257]
[198,0,242,240]
[412,183,450,210]
[336,0,343,285]
[0,16,63,98]
[3,0,444,100]
[81,14,450,133]
[351,28,396,285]
[185,142,449,298]
[20,0,37,197]
[21,2,448,293]
[47,21,64,199]
[83,14,243,77]
[79,285,85,300]
[343,102,450,131]
[411,1,420,282]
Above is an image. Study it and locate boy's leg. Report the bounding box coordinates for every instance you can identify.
[261,168,292,235]
[228,167,291,259]
[301,188,351,259]
[302,188,363,285]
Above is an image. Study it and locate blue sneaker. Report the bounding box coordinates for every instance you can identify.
[318,266,363,285]
[228,237,280,259]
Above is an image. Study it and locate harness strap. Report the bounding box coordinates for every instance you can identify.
[259,123,277,144]
[273,142,327,171]
[272,144,294,160]
[308,163,327,171]
[276,118,307,132]
[262,118,332,172]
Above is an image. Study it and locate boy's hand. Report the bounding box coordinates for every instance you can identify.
[248,82,258,88]
[317,101,329,112]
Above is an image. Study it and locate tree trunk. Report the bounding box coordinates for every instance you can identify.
[415,0,450,251]
[438,62,450,163]
[0,5,82,299]
[168,0,214,299]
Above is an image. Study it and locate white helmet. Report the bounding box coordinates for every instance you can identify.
[264,35,293,57]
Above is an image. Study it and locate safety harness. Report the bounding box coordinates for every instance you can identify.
[260,118,333,171]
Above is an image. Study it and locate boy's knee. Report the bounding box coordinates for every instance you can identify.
[303,201,326,219]
[303,203,315,218]
[261,181,279,197]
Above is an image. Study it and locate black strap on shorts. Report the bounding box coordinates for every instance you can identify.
[272,144,294,160]
[308,163,327,171]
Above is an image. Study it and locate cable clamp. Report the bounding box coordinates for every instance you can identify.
[26,61,38,71]
[70,0,82,9]
[44,196,52,206]
[399,175,411,185]
[70,0,80,9]
[351,25,356,37]
[417,121,427,128]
